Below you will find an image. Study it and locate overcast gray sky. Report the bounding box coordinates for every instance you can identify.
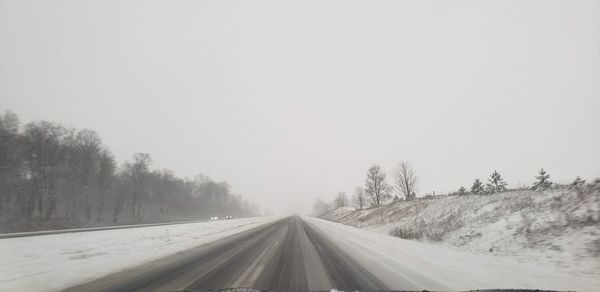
[1,0,599,214]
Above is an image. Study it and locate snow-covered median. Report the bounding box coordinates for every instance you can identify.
[0,216,280,291]
[304,216,600,291]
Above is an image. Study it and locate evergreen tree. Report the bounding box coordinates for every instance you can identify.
[486,170,507,194]
[569,176,586,190]
[471,179,484,195]
[531,168,552,191]
[457,186,467,196]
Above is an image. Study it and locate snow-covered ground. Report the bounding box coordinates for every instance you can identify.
[305,216,600,291]
[320,185,600,286]
[0,216,280,292]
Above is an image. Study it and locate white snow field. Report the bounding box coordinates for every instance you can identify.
[304,216,600,291]
[0,216,281,291]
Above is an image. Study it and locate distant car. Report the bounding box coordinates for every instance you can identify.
[210,216,218,220]
[226,216,233,220]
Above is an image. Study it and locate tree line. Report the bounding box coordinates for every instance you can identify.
[0,111,258,232]
[457,168,586,196]
[313,162,418,215]
[314,161,590,216]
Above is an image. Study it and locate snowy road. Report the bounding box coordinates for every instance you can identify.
[64,216,395,291]
[62,216,600,291]
[4,216,597,291]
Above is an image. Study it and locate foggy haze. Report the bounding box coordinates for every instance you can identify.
[1,0,599,214]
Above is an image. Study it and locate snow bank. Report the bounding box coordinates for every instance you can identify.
[321,186,600,278]
[0,216,280,291]
[304,216,600,291]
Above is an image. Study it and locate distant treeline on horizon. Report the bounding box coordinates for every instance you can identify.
[0,111,258,233]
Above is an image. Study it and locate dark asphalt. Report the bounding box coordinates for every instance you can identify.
[63,216,389,292]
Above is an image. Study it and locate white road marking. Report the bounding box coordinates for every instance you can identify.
[250,265,264,282]
[231,239,275,287]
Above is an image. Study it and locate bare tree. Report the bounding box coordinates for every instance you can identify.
[335,192,348,208]
[0,111,22,216]
[96,149,115,222]
[23,122,68,219]
[352,186,366,210]
[364,164,390,207]
[125,153,152,222]
[71,129,103,221]
[392,162,418,200]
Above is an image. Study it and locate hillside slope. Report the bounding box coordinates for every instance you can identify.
[320,183,600,277]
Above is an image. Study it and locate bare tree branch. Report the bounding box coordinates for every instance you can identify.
[392,162,418,200]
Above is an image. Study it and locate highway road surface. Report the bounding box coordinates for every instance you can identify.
[64,216,392,291]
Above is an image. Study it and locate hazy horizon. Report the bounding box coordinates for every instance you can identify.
[2,0,599,214]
